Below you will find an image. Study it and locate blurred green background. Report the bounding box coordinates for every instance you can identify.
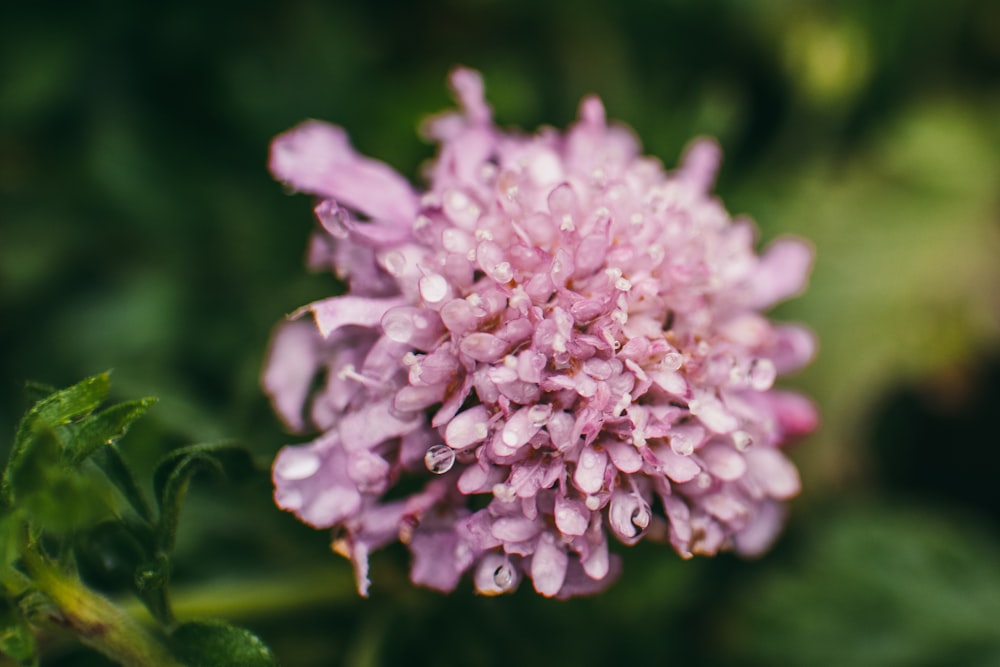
[2,0,1000,665]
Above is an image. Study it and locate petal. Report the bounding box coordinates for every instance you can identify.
[573,447,608,495]
[603,439,643,473]
[655,447,701,483]
[299,295,407,339]
[270,120,418,224]
[675,138,722,194]
[491,516,542,543]
[261,320,320,432]
[460,332,508,362]
[444,405,490,450]
[733,500,786,557]
[698,442,747,481]
[554,496,590,537]
[409,528,469,592]
[531,534,568,597]
[474,553,520,596]
[747,237,813,309]
[556,554,622,599]
[745,447,801,500]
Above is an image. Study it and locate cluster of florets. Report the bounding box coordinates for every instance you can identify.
[263,68,817,598]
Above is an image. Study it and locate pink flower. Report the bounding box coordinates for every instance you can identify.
[263,68,818,598]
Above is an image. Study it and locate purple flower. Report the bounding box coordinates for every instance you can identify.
[263,68,818,598]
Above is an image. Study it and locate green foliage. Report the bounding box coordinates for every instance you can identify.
[152,443,257,555]
[0,605,37,667]
[0,376,276,666]
[723,505,1000,667]
[169,621,277,667]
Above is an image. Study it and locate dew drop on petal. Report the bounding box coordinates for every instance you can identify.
[527,404,552,427]
[275,450,321,480]
[382,251,406,276]
[424,444,456,474]
[419,274,449,303]
[493,562,514,590]
[732,430,753,451]
[748,358,777,391]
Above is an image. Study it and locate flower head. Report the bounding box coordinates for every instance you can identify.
[263,68,818,598]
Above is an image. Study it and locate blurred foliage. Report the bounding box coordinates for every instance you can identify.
[2,0,999,665]
[0,375,276,666]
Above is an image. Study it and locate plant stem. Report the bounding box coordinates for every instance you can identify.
[22,550,185,667]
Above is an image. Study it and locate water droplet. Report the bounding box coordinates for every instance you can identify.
[419,274,449,303]
[493,563,514,589]
[275,451,321,480]
[382,251,406,276]
[446,189,470,211]
[493,261,513,283]
[493,483,516,502]
[696,472,713,489]
[581,450,597,469]
[732,430,753,451]
[424,444,456,475]
[663,352,684,371]
[585,495,601,511]
[528,404,551,427]
[748,358,776,391]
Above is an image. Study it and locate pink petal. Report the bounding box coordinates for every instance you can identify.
[676,138,722,194]
[745,447,801,500]
[261,320,320,432]
[554,496,590,536]
[733,500,786,557]
[531,534,568,597]
[603,440,643,473]
[747,237,813,310]
[655,447,701,484]
[573,447,608,495]
[460,332,509,362]
[698,442,747,481]
[299,295,406,339]
[491,516,542,542]
[270,120,418,224]
[444,405,490,450]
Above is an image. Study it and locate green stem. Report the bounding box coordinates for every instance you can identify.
[22,550,185,667]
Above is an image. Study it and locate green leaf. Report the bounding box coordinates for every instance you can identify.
[169,620,277,667]
[0,607,37,667]
[0,514,23,572]
[152,443,257,555]
[29,372,110,428]
[66,397,158,466]
[92,445,155,524]
[22,381,56,407]
[3,372,111,503]
[134,552,174,626]
[8,427,115,535]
